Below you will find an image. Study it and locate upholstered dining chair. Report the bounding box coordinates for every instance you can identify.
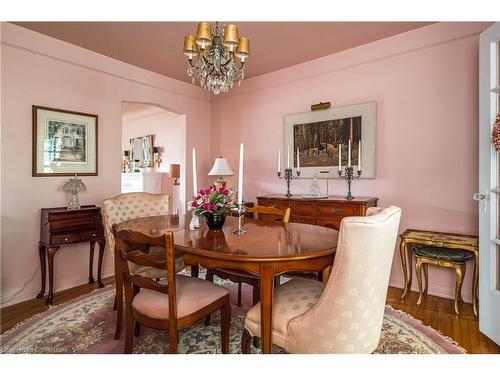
[113,226,231,354]
[102,192,196,340]
[205,205,291,307]
[240,206,402,354]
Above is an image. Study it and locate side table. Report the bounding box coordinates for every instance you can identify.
[399,229,479,317]
[37,205,106,305]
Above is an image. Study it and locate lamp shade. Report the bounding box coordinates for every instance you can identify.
[183,34,198,56]
[223,24,239,47]
[169,164,180,179]
[196,22,212,47]
[208,157,234,176]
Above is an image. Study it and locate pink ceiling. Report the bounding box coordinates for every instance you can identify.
[13,22,434,83]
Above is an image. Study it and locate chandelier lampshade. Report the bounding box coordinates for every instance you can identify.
[223,24,239,50]
[183,22,250,95]
[183,35,198,57]
[235,37,250,61]
[195,22,212,48]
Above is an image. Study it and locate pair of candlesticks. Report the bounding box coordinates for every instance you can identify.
[277,166,362,200]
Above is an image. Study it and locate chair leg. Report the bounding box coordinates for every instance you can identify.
[252,285,260,306]
[416,258,424,306]
[241,328,253,354]
[168,329,178,354]
[423,263,429,295]
[134,321,141,337]
[237,282,242,307]
[113,293,118,311]
[123,283,134,353]
[191,265,199,278]
[220,299,231,354]
[274,275,280,287]
[114,282,123,340]
[204,269,214,326]
[454,263,465,317]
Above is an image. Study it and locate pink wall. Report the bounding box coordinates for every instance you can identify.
[0,23,211,307]
[210,22,491,302]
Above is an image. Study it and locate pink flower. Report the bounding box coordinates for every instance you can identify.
[202,203,211,210]
[192,201,199,208]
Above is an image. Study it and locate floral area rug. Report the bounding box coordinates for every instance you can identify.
[1,275,465,354]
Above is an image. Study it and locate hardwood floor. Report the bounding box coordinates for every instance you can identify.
[1,278,499,354]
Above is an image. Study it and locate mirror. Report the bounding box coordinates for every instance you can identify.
[130,135,154,168]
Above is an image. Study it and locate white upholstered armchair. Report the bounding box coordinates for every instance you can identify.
[241,206,402,354]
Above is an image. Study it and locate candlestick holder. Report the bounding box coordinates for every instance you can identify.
[189,213,200,231]
[338,166,362,200]
[277,168,301,198]
[231,204,248,235]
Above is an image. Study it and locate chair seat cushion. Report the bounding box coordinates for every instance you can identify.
[411,245,474,262]
[244,277,324,348]
[132,275,229,320]
[129,247,185,279]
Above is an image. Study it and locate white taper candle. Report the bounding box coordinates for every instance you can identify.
[287,145,290,169]
[237,143,244,205]
[358,140,362,170]
[338,144,342,171]
[192,148,198,196]
[296,147,300,172]
[348,139,351,167]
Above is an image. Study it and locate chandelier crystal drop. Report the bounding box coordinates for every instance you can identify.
[183,22,250,95]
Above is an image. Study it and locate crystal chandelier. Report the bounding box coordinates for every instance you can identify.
[183,22,250,95]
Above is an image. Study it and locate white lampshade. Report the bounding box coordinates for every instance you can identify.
[208,157,234,176]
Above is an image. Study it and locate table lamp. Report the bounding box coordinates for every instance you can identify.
[169,164,180,186]
[208,157,234,188]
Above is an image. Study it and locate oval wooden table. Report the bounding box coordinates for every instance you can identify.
[115,214,338,354]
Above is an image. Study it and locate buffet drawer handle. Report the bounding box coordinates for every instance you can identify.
[331,208,342,214]
[92,233,97,237]
[64,237,69,242]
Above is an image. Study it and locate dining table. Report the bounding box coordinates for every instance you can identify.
[114,214,339,354]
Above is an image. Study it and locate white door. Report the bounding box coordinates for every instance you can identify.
[478,22,500,345]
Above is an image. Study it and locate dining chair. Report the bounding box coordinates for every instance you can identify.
[113,226,231,354]
[240,206,402,354]
[102,192,197,339]
[205,205,291,307]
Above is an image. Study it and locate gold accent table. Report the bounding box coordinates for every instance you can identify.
[399,229,479,317]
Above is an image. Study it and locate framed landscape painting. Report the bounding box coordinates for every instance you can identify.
[32,105,98,176]
[283,101,376,179]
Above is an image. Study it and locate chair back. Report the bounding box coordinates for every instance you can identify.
[247,205,291,223]
[102,192,169,259]
[286,206,402,353]
[112,226,178,323]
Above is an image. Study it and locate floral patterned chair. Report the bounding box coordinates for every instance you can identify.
[241,206,402,354]
[102,192,193,339]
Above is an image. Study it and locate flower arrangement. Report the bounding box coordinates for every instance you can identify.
[191,185,237,216]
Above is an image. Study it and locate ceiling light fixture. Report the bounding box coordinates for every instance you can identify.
[183,22,250,95]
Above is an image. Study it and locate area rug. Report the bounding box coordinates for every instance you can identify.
[1,278,465,354]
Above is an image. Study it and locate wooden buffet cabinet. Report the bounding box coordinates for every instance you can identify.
[256,195,379,230]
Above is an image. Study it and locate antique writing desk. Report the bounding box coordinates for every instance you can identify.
[115,214,338,354]
[37,205,106,305]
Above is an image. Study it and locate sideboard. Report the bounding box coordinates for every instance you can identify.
[256,195,379,230]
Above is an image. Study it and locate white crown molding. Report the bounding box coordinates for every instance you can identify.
[1,22,210,103]
[211,22,492,101]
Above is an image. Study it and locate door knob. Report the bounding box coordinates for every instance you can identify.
[473,191,489,213]
[473,192,488,201]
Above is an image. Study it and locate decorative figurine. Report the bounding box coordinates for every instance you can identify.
[63,175,87,210]
[153,146,162,169]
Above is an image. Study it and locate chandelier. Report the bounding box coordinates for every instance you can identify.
[183,22,250,95]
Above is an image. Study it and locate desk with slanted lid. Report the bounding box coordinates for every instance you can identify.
[399,229,479,317]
